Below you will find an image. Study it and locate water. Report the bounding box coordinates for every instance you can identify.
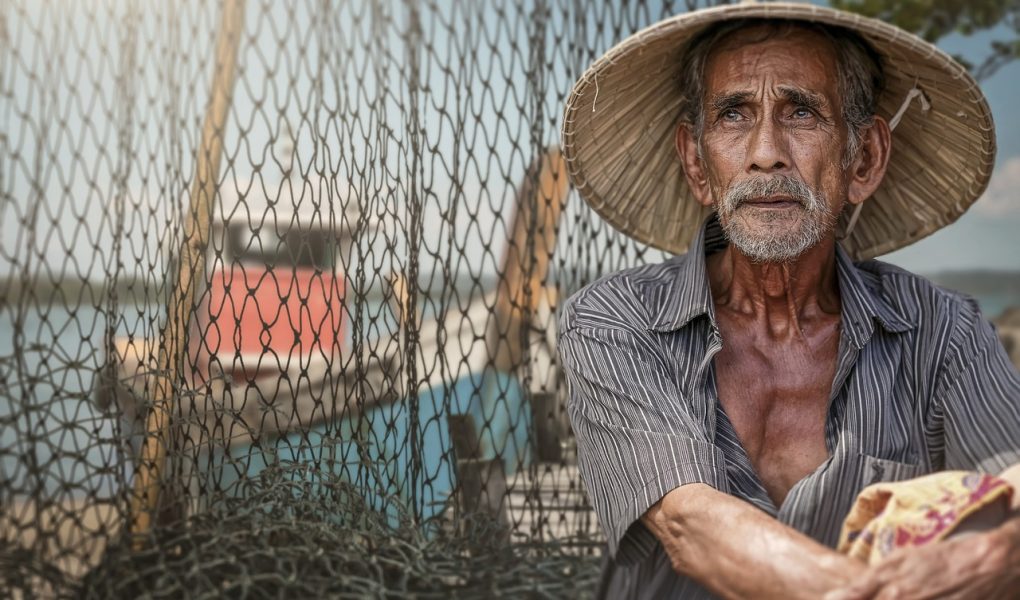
[973,292,1015,321]
[0,302,139,499]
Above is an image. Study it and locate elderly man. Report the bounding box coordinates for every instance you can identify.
[558,3,1020,599]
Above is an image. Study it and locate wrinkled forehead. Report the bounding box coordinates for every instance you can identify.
[703,23,842,95]
[711,20,839,56]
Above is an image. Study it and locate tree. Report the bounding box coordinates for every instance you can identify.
[830,0,1020,80]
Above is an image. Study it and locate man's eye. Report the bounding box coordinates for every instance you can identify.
[721,108,742,121]
[792,107,814,119]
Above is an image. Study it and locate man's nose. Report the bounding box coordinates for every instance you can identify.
[745,117,790,173]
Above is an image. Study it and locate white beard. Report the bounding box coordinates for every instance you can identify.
[715,175,838,263]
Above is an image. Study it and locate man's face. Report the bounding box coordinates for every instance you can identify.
[697,26,852,262]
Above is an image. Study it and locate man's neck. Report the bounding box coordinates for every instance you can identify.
[706,236,842,340]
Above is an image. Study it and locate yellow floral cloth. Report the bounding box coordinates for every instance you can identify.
[837,471,1014,565]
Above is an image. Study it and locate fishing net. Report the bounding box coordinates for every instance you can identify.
[1,0,719,596]
[78,461,602,599]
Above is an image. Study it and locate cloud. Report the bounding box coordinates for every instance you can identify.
[973,156,1020,217]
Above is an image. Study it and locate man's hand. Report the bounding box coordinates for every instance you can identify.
[824,517,1020,600]
[1000,464,1020,511]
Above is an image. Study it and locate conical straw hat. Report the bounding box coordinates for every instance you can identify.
[561,2,995,260]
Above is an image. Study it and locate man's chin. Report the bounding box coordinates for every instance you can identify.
[722,223,824,263]
[727,216,808,242]
[731,205,807,226]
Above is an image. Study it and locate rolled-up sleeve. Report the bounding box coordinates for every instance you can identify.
[936,298,1020,473]
[559,321,728,564]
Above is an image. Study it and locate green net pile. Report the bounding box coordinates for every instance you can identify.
[77,463,601,599]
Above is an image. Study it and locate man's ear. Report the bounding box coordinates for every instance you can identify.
[847,115,891,206]
[675,123,713,208]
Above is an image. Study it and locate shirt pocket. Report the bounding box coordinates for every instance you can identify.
[859,453,926,487]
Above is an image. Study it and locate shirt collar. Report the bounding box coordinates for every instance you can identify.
[646,215,916,345]
[834,243,916,348]
[647,215,722,333]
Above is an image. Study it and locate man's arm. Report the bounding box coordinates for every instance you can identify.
[643,483,866,600]
[936,297,1020,475]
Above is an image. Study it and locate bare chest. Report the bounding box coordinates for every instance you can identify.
[713,319,840,506]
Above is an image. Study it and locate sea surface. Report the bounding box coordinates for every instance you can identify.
[976,293,1016,321]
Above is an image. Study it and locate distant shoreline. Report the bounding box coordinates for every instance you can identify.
[924,270,1020,295]
[0,276,156,307]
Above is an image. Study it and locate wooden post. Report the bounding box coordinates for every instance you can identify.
[490,147,569,372]
[129,0,246,543]
[530,391,564,462]
[448,414,510,545]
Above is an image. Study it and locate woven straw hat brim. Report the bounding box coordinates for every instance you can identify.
[561,2,996,261]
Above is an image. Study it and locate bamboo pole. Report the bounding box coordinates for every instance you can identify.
[387,271,412,327]
[129,0,246,542]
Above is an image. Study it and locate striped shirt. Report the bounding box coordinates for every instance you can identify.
[559,216,1020,599]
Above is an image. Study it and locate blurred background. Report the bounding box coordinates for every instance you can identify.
[1,0,1017,596]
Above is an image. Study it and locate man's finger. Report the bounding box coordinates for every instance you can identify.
[823,561,902,600]
[822,589,862,600]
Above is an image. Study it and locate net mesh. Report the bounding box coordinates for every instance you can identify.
[1,0,723,596]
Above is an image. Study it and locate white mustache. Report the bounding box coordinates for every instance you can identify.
[722,176,819,211]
